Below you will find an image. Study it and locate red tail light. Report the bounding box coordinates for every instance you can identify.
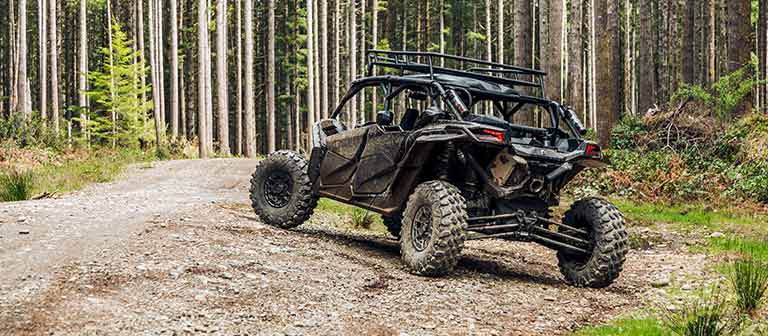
[480,129,505,143]
[585,144,602,158]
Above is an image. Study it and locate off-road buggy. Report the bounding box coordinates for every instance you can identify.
[250,51,627,288]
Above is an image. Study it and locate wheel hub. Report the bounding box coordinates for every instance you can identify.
[411,205,433,252]
[263,170,293,208]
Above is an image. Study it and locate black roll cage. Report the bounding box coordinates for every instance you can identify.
[329,50,584,142]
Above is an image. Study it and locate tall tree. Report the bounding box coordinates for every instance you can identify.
[198,0,211,157]
[726,0,752,114]
[15,0,29,117]
[320,0,328,119]
[547,0,564,101]
[170,0,180,138]
[348,0,357,126]
[266,0,276,152]
[236,0,243,154]
[637,0,655,115]
[38,0,47,122]
[148,0,164,146]
[496,0,503,63]
[78,0,87,131]
[484,0,492,64]
[49,0,60,132]
[306,0,316,151]
[594,0,620,145]
[514,0,533,124]
[216,0,230,154]
[244,0,256,157]
[568,0,584,114]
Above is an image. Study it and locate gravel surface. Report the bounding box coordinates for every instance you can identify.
[0,159,711,335]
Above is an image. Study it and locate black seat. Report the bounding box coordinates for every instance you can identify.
[400,108,419,131]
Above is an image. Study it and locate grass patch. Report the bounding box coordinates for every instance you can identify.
[316,198,386,233]
[33,150,147,195]
[660,288,742,336]
[575,317,670,336]
[0,170,35,201]
[729,258,768,315]
[614,200,763,232]
[707,237,768,262]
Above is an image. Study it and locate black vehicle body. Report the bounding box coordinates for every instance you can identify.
[309,50,604,256]
[250,50,627,287]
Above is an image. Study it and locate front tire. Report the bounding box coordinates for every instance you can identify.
[250,150,318,229]
[557,198,628,288]
[400,181,467,276]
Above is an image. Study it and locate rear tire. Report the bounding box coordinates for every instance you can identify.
[250,150,318,229]
[557,198,628,288]
[400,181,467,276]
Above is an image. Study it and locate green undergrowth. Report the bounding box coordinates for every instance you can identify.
[575,317,670,336]
[316,198,387,234]
[614,199,766,233]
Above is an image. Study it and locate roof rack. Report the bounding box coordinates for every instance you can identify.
[366,50,548,98]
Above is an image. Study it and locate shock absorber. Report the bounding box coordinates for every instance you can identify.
[435,142,455,180]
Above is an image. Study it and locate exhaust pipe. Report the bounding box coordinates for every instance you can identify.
[529,178,545,194]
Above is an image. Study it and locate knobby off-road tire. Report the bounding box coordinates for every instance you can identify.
[400,181,467,276]
[382,212,403,239]
[250,150,318,229]
[557,197,628,288]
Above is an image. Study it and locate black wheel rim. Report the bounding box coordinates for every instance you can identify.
[411,205,433,252]
[263,170,293,208]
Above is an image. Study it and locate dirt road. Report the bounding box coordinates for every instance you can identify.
[0,159,709,335]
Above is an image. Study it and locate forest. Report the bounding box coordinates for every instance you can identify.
[0,0,765,155]
[1,1,768,334]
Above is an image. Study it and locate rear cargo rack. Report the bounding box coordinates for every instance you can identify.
[366,50,548,99]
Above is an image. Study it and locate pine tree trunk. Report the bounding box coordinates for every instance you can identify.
[216,0,230,154]
[244,0,256,157]
[78,0,87,133]
[320,0,328,119]
[107,0,117,147]
[370,0,377,111]
[637,0,655,115]
[49,0,60,133]
[547,0,564,101]
[594,0,619,145]
[726,0,752,114]
[682,0,695,84]
[568,0,584,114]
[38,0,47,122]
[333,0,340,108]
[439,0,445,63]
[198,0,211,157]
[496,0,503,63]
[760,0,767,112]
[149,0,163,147]
[170,0,180,138]
[349,0,357,126]
[485,0,492,64]
[514,0,533,124]
[236,0,243,154]
[266,0,276,152]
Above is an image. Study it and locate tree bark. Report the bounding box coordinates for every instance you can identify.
[244,0,256,157]
[266,0,276,152]
[38,0,47,122]
[236,0,243,155]
[49,0,60,133]
[370,0,377,111]
[216,0,230,154]
[548,0,564,101]
[568,0,584,114]
[485,0,492,65]
[496,0,503,63]
[727,0,752,114]
[78,0,87,132]
[349,0,357,126]
[594,0,620,145]
[320,0,328,119]
[760,0,767,112]
[149,0,163,147]
[514,0,533,124]
[170,0,180,138]
[637,0,655,115]
[198,0,211,157]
